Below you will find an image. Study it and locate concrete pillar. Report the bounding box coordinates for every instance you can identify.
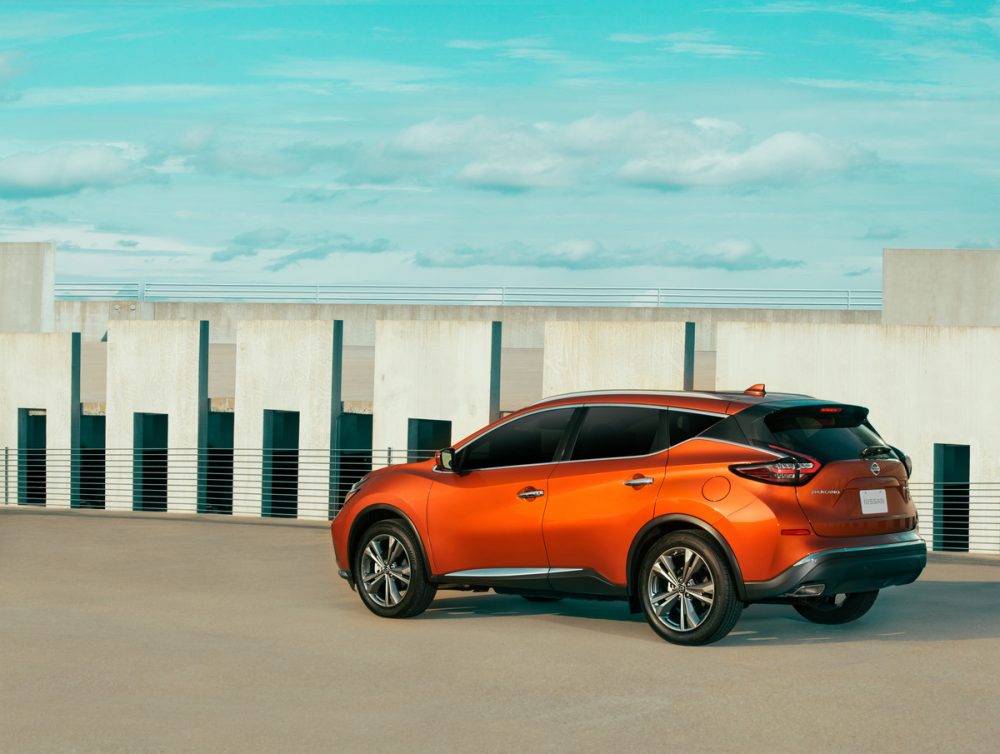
[232,320,343,520]
[0,242,55,333]
[0,333,80,507]
[542,321,694,398]
[372,320,501,458]
[105,320,208,513]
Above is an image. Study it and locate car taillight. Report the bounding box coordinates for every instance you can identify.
[730,451,820,486]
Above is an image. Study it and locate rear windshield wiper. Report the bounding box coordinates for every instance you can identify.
[860,445,894,459]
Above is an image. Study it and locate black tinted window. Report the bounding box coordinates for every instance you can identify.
[460,408,575,471]
[669,411,723,447]
[570,406,669,461]
[761,406,887,463]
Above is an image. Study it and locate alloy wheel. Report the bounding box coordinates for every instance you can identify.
[360,533,411,608]
[646,546,716,632]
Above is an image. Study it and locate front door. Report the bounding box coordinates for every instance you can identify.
[426,407,577,576]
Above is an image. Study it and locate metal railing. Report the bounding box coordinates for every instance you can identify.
[1,447,433,521]
[53,283,883,310]
[911,483,1000,554]
[5,448,996,553]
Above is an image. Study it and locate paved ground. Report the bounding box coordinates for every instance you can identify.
[2,507,999,754]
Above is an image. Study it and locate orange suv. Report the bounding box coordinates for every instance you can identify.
[330,388,926,645]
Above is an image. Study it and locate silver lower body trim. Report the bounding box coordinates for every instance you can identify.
[443,567,583,579]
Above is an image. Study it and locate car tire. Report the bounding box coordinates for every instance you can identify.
[520,595,563,603]
[639,531,743,646]
[353,520,436,619]
[792,590,878,625]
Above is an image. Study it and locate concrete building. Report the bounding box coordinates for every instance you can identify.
[372,320,501,458]
[0,242,55,333]
[2,242,998,547]
[105,320,208,514]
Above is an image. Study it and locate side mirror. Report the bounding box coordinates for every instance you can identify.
[436,447,456,472]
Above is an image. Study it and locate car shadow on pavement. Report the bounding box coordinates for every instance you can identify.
[422,578,1000,646]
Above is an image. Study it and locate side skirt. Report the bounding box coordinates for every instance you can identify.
[430,567,628,600]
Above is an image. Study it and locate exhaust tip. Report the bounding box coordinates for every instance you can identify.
[788,583,825,598]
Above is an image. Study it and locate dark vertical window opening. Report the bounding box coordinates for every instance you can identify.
[263,410,299,518]
[18,409,46,506]
[134,413,168,512]
[204,412,234,515]
[78,415,106,509]
[407,418,452,463]
[933,443,970,552]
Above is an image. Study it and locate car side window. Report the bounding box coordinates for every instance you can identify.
[459,408,576,471]
[669,411,723,447]
[569,406,669,461]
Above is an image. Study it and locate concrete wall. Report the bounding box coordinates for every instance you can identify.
[883,248,1000,327]
[0,333,80,506]
[542,321,693,398]
[54,299,879,349]
[105,321,208,513]
[232,320,343,519]
[372,320,501,456]
[1,242,54,333]
[716,322,1000,552]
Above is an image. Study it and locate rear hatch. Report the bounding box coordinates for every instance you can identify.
[748,404,917,537]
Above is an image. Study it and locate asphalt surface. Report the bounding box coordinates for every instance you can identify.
[2,507,999,754]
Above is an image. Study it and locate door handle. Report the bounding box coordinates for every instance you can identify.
[624,476,655,488]
[517,487,545,499]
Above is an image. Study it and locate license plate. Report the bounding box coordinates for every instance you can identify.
[860,488,888,515]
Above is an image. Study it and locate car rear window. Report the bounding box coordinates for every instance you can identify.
[755,405,889,463]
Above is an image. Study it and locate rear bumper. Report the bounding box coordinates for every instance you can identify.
[745,535,927,602]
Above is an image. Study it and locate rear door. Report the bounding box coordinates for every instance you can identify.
[543,405,670,588]
[752,405,916,537]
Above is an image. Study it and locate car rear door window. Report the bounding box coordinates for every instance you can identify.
[669,411,723,447]
[460,408,576,471]
[569,406,669,461]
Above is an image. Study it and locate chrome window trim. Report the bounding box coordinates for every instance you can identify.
[456,403,729,471]
[529,389,730,407]
[453,404,579,473]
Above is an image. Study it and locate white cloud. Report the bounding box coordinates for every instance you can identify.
[257,57,448,92]
[0,144,154,199]
[370,114,874,192]
[610,31,759,58]
[416,238,799,270]
[619,131,874,189]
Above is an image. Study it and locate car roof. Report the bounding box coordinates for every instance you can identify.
[525,389,817,416]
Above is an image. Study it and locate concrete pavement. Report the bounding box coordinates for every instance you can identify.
[2,507,999,753]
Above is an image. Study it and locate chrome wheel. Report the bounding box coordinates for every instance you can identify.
[647,546,715,632]
[360,534,411,608]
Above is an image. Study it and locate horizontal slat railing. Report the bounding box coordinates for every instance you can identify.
[4,449,997,553]
[910,483,1000,554]
[1,448,434,521]
[53,283,883,310]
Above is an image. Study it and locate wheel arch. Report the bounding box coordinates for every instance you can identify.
[625,514,748,611]
[347,504,430,583]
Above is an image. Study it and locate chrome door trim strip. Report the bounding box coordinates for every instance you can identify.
[443,567,584,578]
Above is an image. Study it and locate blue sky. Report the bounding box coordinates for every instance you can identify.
[1,0,998,288]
